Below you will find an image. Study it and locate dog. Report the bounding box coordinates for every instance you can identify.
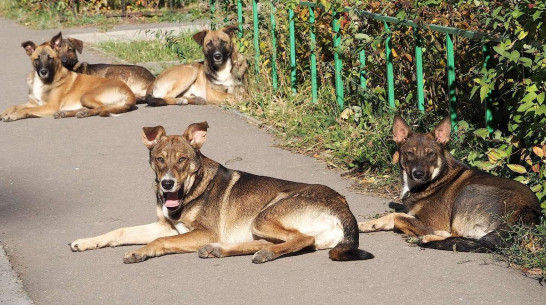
[0,40,136,122]
[69,122,373,264]
[50,32,155,103]
[145,25,247,107]
[358,115,540,252]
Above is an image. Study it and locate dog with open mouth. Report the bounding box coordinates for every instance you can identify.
[69,122,373,264]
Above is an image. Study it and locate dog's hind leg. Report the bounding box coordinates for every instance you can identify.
[69,221,178,252]
[146,66,199,107]
[197,239,273,258]
[249,221,316,264]
[78,84,136,117]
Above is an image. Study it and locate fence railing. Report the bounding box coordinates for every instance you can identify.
[210,0,498,132]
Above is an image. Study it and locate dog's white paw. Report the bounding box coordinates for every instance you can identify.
[176,98,188,105]
[69,238,99,252]
[432,230,451,237]
[358,221,378,232]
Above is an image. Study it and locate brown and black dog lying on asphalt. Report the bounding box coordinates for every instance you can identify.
[69,122,373,264]
[50,32,155,103]
[146,25,247,106]
[358,116,540,252]
[1,40,135,122]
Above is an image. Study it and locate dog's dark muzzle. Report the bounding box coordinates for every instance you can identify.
[38,69,49,78]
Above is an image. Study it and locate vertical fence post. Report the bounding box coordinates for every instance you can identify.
[414,29,425,112]
[309,5,318,103]
[384,22,395,109]
[333,10,344,109]
[237,0,243,38]
[446,33,458,131]
[483,43,493,133]
[270,2,278,90]
[252,0,260,73]
[359,50,366,90]
[289,8,297,94]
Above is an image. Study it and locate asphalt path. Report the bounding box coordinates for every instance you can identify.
[0,17,544,304]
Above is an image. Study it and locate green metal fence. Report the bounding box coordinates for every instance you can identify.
[209,1,497,132]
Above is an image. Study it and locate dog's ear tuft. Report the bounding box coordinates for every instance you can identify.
[184,121,209,149]
[393,115,411,145]
[50,32,63,51]
[433,116,451,145]
[142,126,166,149]
[222,25,239,37]
[21,41,36,56]
[192,30,208,46]
[68,38,83,54]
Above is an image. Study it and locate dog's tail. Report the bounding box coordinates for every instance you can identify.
[419,230,505,252]
[329,212,374,261]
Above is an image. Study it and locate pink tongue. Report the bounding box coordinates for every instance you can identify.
[164,192,180,208]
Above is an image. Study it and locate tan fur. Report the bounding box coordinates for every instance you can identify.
[70,122,372,263]
[50,32,155,103]
[145,25,248,107]
[1,42,135,122]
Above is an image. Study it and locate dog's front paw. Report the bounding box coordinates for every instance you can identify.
[2,112,22,122]
[69,238,100,252]
[176,98,188,105]
[53,111,66,119]
[123,251,148,264]
[75,110,89,118]
[358,221,378,232]
[192,97,206,105]
[252,250,275,264]
[198,244,223,258]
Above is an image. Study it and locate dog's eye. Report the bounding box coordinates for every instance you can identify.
[405,151,414,157]
[156,157,165,163]
[220,40,226,46]
[207,41,213,47]
[178,157,185,163]
[426,151,435,157]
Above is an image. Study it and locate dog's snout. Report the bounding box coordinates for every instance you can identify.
[213,52,222,61]
[39,69,48,77]
[412,168,425,180]
[161,179,175,191]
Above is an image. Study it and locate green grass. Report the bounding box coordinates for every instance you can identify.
[0,0,205,30]
[95,31,203,64]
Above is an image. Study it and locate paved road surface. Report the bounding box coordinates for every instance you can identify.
[0,17,544,305]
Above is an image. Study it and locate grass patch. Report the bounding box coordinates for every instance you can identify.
[0,0,205,30]
[496,224,546,282]
[95,31,203,64]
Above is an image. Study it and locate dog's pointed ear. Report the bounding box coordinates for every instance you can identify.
[222,25,239,37]
[183,121,209,149]
[433,116,451,145]
[21,41,36,56]
[142,126,166,150]
[393,115,411,145]
[50,32,62,51]
[193,30,208,46]
[68,38,83,54]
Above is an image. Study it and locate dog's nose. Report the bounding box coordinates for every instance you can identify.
[39,69,48,77]
[161,179,175,190]
[213,52,222,61]
[412,169,425,180]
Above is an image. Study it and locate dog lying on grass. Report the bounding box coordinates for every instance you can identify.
[70,122,373,264]
[358,115,540,252]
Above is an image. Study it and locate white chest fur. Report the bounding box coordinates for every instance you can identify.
[212,59,235,87]
[29,74,45,105]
